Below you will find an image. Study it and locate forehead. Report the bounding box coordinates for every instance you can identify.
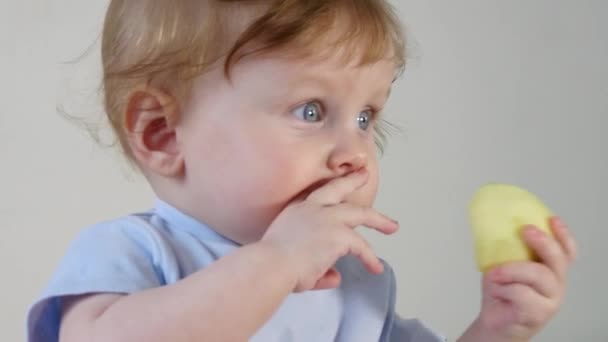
[298,56,396,89]
[221,54,395,109]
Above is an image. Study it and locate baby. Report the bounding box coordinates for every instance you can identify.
[27,1,577,341]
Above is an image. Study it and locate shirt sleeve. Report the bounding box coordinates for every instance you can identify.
[26,218,164,342]
[380,262,446,342]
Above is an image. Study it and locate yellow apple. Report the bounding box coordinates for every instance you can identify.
[469,183,554,272]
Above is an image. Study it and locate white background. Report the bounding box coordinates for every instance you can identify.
[2,1,606,341]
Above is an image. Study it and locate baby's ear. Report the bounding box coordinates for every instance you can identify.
[124,86,184,178]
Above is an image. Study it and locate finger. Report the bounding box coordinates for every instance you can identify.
[334,205,399,234]
[522,226,568,281]
[488,261,560,298]
[346,233,384,274]
[490,283,553,327]
[306,169,368,205]
[549,217,578,264]
[491,283,537,304]
[312,268,342,290]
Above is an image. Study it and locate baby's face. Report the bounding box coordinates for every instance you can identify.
[175,51,396,244]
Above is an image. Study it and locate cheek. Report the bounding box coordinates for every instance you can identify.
[221,133,307,202]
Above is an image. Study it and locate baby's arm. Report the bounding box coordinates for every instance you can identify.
[60,242,294,342]
[59,171,397,342]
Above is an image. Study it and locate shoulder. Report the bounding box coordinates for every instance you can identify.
[73,211,165,244]
[67,212,168,259]
[27,211,166,342]
[39,211,173,295]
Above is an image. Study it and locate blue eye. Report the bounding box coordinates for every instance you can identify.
[293,102,322,122]
[357,110,373,130]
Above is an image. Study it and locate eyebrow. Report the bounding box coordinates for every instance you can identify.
[290,73,393,100]
[285,73,336,94]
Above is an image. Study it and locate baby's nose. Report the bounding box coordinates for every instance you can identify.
[327,143,368,175]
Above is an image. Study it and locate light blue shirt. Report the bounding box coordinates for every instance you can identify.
[27,200,445,342]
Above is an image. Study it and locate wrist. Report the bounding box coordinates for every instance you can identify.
[252,240,299,291]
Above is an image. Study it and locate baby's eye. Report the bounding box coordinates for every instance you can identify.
[357,110,373,131]
[292,102,323,122]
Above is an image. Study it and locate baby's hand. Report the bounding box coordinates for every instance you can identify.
[261,170,399,293]
[474,217,577,341]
